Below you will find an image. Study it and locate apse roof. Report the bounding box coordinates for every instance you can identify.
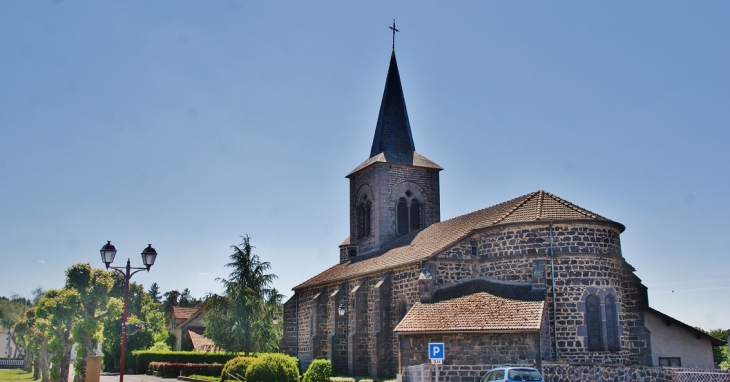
[294,190,623,290]
[394,279,545,333]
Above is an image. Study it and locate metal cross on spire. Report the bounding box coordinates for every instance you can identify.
[389,20,399,50]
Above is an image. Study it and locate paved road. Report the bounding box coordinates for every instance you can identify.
[100,374,174,382]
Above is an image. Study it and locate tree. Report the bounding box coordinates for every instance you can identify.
[204,235,283,355]
[14,308,50,382]
[64,263,121,382]
[35,289,79,382]
[162,290,181,316]
[0,294,32,359]
[147,283,161,304]
[102,280,166,372]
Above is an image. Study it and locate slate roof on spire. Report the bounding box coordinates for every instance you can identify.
[348,51,441,176]
[294,190,624,290]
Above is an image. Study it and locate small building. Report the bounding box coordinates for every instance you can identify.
[1,326,20,359]
[169,306,213,351]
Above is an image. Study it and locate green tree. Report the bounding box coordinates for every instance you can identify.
[35,289,79,382]
[101,279,166,372]
[147,283,161,304]
[14,307,50,381]
[204,236,283,355]
[64,263,122,382]
[162,289,181,316]
[0,294,32,360]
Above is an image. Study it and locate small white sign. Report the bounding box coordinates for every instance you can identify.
[431,359,443,364]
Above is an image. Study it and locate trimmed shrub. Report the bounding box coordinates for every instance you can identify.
[303,359,332,382]
[133,350,236,374]
[148,362,223,378]
[220,356,256,381]
[245,353,299,382]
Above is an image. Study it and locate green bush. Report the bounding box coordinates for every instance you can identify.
[147,362,223,378]
[245,353,299,382]
[220,356,256,381]
[133,350,236,374]
[302,359,332,382]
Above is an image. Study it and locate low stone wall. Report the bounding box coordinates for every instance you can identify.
[407,362,728,382]
[542,363,672,382]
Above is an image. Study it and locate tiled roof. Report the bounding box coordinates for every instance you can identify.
[347,151,442,177]
[172,306,199,320]
[294,190,622,290]
[394,279,545,333]
[188,327,216,352]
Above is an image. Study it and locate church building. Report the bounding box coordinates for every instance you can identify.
[280,48,723,379]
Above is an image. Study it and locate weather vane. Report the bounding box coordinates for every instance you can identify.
[389,20,399,50]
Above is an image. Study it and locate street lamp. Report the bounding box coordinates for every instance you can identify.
[100,241,158,382]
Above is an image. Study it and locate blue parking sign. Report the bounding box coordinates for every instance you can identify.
[428,343,444,359]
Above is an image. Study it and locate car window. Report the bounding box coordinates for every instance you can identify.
[494,370,504,380]
[507,369,542,381]
[481,371,493,382]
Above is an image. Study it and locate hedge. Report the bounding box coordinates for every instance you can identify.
[133,350,236,374]
[148,362,223,378]
[303,359,332,382]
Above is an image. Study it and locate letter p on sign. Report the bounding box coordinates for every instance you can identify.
[429,343,444,360]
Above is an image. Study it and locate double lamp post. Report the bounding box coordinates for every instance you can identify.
[100,241,158,382]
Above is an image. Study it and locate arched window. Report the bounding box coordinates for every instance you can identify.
[586,294,603,351]
[410,199,421,231]
[605,295,620,351]
[357,195,372,239]
[397,198,409,235]
[397,195,423,236]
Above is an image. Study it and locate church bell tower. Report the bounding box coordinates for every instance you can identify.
[340,49,442,263]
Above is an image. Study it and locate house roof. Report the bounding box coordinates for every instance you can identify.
[172,306,199,321]
[187,327,216,352]
[394,279,545,333]
[645,307,727,347]
[295,190,622,290]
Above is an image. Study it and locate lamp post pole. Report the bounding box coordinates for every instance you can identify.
[100,241,158,382]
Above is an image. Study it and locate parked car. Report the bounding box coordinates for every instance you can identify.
[480,367,544,382]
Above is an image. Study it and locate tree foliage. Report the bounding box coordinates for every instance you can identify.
[102,278,166,372]
[65,263,121,382]
[204,236,283,355]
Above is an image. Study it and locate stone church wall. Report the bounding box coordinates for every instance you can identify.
[398,332,542,373]
[429,221,650,366]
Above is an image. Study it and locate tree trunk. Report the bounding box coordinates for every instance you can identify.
[53,343,73,382]
[72,339,96,382]
[24,351,33,373]
[40,340,50,382]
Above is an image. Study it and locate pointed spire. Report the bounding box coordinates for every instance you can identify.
[369,51,416,164]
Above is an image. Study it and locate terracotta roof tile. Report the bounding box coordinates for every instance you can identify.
[172,306,199,320]
[294,190,622,290]
[187,327,216,352]
[394,280,545,333]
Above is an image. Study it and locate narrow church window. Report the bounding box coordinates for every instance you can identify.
[397,198,409,235]
[586,294,604,351]
[348,248,356,258]
[410,199,421,231]
[397,300,407,322]
[365,201,371,236]
[470,240,479,256]
[605,295,620,351]
[357,204,365,239]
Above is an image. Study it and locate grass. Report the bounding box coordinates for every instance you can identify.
[0,369,36,381]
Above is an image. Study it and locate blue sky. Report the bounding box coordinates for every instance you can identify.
[1,2,728,330]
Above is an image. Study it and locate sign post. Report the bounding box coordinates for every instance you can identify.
[428,343,444,382]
